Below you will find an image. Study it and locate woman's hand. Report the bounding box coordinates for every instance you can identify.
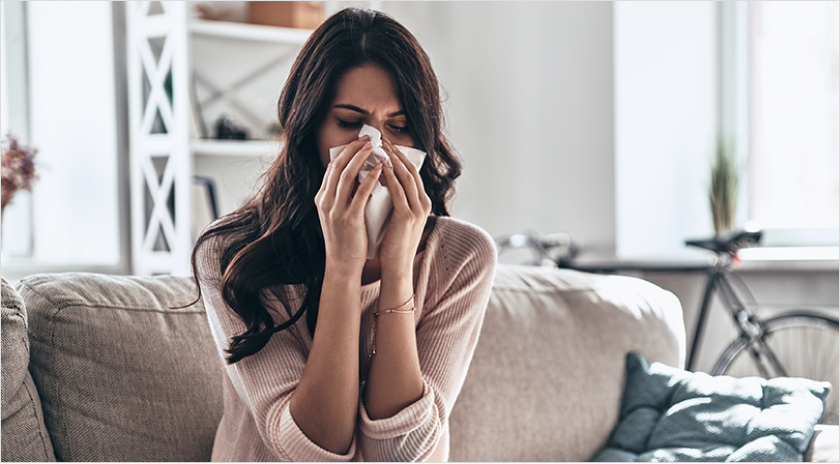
[314,135,384,272]
[378,137,432,278]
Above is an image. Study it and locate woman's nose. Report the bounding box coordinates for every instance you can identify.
[367,122,386,137]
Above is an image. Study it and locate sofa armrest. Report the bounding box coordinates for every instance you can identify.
[1,277,56,462]
[449,264,685,462]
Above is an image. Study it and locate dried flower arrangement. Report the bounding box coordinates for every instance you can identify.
[1,133,39,215]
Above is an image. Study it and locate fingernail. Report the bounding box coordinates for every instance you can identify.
[363,141,372,149]
[360,134,371,140]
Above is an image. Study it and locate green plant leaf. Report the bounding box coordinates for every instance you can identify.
[709,136,740,235]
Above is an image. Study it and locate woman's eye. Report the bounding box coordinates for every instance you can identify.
[389,124,409,134]
[337,119,363,129]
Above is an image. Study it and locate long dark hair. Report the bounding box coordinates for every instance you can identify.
[191,8,461,364]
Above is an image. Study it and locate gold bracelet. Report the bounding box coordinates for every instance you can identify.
[378,293,415,315]
[371,294,415,356]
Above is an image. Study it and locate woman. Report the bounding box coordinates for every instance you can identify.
[192,7,496,462]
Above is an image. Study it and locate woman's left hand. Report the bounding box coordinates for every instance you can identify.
[378,137,432,278]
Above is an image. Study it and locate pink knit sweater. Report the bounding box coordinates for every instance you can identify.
[197,216,497,461]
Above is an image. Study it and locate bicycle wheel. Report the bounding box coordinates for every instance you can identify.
[711,312,839,425]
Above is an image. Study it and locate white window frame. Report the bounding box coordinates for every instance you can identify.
[1,1,35,262]
[1,2,132,282]
[719,2,839,261]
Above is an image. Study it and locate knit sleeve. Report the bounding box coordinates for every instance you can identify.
[357,220,498,461]
[195,239,356,462]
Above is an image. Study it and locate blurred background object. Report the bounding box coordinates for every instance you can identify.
[214,115,249,140]
[1,133,38,217]
[194,3,236,21]
[709,137,740,236]
[495,230,580,268]
[247,1,325,29]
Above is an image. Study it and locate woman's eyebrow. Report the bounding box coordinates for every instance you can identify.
[333,104,405,117]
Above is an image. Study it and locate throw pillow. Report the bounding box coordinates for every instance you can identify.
[594,352,830,462]
[18,273,223,462]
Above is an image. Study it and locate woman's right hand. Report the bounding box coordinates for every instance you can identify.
[314,135,383,271]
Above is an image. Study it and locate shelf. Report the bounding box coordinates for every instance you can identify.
[189,19,312,45]
[128,4,306,275]
[191,139,282,158]
[570,247,840,273]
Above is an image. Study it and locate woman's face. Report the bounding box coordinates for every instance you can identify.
[318,64,414,166]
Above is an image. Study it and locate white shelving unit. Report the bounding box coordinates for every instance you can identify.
[190,18,311,44]
[127,1,310,275]
[191,139,282,157]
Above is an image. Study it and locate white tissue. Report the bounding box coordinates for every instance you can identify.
[328,125,426,259]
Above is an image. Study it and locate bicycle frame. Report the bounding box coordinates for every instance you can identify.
[686,267,720,371]
[686,253,788,376]
[686,255,743,368]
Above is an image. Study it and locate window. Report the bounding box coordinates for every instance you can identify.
[746,2,839,237]
[613,2,835,261]
[1,1,35,260]
[1,3,6,138]
[1,2,129,280]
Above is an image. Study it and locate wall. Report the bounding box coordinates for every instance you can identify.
[614,1,718,261]
[194,2,719,260]
[381,1,616,258]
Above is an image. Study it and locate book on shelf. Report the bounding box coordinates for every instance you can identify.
[189,74,209,139]
[192,176,219,242]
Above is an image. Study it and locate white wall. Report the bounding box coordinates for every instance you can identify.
[26,2,121,265]
[381,2,616,257]
[191,2,718,261]
[613,1,717,260]
[381,2,723,262]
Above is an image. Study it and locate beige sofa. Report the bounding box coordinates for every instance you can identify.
[2,264,836,461]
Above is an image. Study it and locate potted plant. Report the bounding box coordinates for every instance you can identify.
[708,137,740,236]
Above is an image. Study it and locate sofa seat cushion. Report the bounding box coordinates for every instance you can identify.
[594,353,830,461]
[1,277,56,462]
[17,273,223,462]
[449,265,687,462]
[806,425,840,462]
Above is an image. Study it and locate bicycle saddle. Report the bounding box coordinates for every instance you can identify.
[685,230,763,254]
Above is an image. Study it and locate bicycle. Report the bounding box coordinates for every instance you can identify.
[683,230,838,425]
[496,229,839,425]
[494,231,580,268]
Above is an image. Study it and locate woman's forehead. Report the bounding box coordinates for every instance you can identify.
[332,64,402,111]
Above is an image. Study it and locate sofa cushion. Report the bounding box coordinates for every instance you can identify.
[594,353,830,461]
[17,273,223,462]
[1,277,56,462]
[806,425,840,462]
[449,265,686,462]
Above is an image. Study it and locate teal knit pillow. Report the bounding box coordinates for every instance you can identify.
[594,353,830,462]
